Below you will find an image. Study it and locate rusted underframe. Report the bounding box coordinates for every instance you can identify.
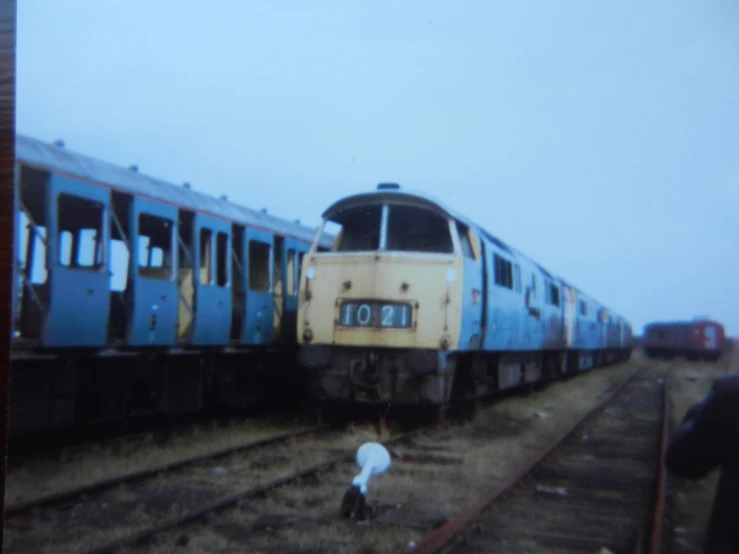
[5,424,329,517]
[81,428,424,554]
[647,375,669,554]
[410,369,645,554]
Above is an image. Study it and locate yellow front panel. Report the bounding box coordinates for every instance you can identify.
[298,252,463,351]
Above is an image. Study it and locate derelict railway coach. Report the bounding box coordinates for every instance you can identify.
[10,134,333,436]
[296,184,633,409]
[643,319,725,362]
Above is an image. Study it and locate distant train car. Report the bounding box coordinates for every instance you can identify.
[11,134,333,435]
[643,319,725,362]
[295,184,632,413]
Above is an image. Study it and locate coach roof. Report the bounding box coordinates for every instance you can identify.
[16,134,333,248]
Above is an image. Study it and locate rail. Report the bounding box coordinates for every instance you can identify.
[409,369,670,554]
[5,424,328,517]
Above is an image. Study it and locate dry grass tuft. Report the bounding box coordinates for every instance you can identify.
[6,419,305,505]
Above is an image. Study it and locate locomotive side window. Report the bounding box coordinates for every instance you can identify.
[547,283,560,307]
[199,228,213,285]
[137,213,173,280]
[216,231,228,287]
[331,204,382,252]
[386,205,453,253]
[57,193,105,271]
[494,253,513,289]
[248,240,271,292]
[580,300,588,316]
[514,264,521,293]
[456,223,475,259]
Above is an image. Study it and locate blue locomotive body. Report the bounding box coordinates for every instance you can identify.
[11,135,333,435]
[296,186,633,408]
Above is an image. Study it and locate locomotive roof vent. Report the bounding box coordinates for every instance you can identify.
[129,164,139,172]
[183,182,192,189]
[53,139,65,148]
[219,194,228,201]
[261,208,268,214]
[377,182,400,190]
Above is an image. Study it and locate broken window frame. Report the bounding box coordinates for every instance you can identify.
[215,231,229,288]
[248,240,272,292]
[56,192,106,272]
[137,212,175,281]
[199,228,213,285]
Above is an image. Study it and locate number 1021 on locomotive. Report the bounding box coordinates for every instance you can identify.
[339,301,413,329]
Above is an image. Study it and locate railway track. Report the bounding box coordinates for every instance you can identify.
[5,424,329,518]
[3,421,426,554]
[5,362,653,554]
[410,371,669,554]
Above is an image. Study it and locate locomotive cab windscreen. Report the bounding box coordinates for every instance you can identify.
[298,189,466,357]
[327,201,454,255]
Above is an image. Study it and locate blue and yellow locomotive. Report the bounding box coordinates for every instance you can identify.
[296,184,633,409]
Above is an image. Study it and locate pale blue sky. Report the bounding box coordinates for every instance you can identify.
[16,1,739,336]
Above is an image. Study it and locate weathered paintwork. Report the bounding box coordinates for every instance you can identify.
[128,196,179,347]
[190,212,232,346]
[297,185,633,406]
[242,227,274,345]
[9,134,337,435]
[45,174,111,347]
[299,252,463,351]
[12,134,333,353]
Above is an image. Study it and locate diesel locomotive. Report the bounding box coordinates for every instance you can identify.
[11,134,333,436]
[296,184,633,411]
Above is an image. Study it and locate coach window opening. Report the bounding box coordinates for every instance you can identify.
[107,194,132,344]
[137,213,174,280]
[216,231,229,288]
[230,226,245,341]
[16,167,49,339]
[297,252,305,283]
[287,249,296,295]
[199,228,213,285]
[248,240,271,292]
[57,193,105,271]
[176,211,196,342]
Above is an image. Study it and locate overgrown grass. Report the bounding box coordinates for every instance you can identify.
[5,418,308,505]
[148,360,643,553]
